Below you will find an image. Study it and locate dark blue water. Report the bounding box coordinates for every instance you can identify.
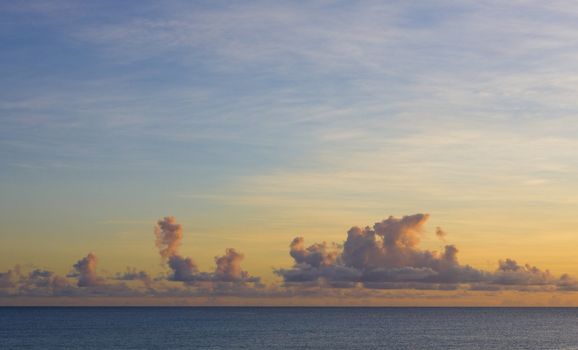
[1,307,578,349]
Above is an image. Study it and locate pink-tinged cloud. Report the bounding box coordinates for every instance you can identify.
[71,253,103,287]
[214,248,259,283]
[154,216,260,285]
[289,237,339,268]
[276,214,578,291]
[2,213,577,300]
[154,216,183,260]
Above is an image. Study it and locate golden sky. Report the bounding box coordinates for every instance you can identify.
[2,1,578,305]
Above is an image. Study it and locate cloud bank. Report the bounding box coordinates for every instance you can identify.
[1,214,576,302]
[276,214,577,291]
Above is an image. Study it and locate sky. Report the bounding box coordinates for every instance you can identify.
[3,0,578,306]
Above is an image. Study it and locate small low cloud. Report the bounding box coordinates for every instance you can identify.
[435,227,447,241]
[489,258,575,290]
[115,268,150,282]
[168,255,200,282]
[70,253,104,287]
[214,248,259,283]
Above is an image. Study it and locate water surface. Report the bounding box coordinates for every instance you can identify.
[1,307,578,349]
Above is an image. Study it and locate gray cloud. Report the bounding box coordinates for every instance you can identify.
[435,226,447,241]
[289,237,339,268]
[277,214,487,288]
[25,269,69,289]
[276,214,576,291]
[18,269,72,297]
[153,216,260,285]
[168,255,201,282]
[2,214,576,300]
[0,269,18,289]
[167,249,260,285]
[70,253,104,287]
[0,266,77,297]
[214,248,259,283]
[492,259,553,286]
[0,216,262,298]
[115,268,151,282]
[488,258,578,291]
[557,274,578,291]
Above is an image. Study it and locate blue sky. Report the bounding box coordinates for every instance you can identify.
[3,1,578,296]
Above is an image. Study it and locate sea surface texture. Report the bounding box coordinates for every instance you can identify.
[1,307,578,349]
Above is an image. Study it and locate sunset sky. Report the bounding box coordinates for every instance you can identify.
[3,1,578,306]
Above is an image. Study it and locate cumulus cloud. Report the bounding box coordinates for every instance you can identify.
[485,258,578,291]
[153,216,202,282]
[276,214,576,291]
[342,214,430,270]
[289,237,339,268]
[1,216,261,299]
[153,216,259,285]
[558,274,578,291]
[70,253,103,287]
[168,255,200,282]
[115,268,151,282]
[492,259,553,286]
[215,248,259,283]
[154,216,183,260]
[16,269,72,296]
[26,269,69,289]
[167,249,260,284]
[0,215,262,299]
[0,266,76,297]
[2,213,576,301]
[277,214,486,289]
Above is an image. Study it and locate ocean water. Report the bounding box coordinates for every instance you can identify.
[1,307,578,349]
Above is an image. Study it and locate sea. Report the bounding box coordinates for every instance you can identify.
[1,307,578,349]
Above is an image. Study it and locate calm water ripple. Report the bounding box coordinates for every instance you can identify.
[1,307,578,349]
